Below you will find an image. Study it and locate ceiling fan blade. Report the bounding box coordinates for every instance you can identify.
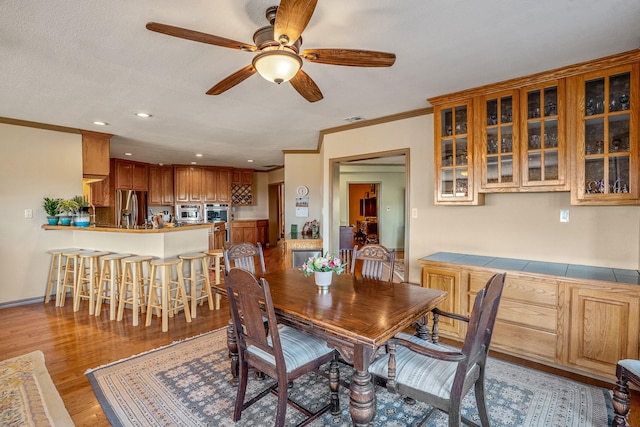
[289,70,323,103]
[301,48,396,67]
[146,22,256,51]
[274,0,318,46]
[206,65,257,95]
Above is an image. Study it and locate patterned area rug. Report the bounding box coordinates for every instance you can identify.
[0,350,74,427]
[86,328,612,427]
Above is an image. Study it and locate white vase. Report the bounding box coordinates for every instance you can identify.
[314,271,333,288]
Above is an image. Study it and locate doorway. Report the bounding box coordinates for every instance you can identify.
[268,182,284,246]
[348,183,379,245]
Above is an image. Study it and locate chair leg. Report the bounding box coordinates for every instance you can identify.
[448,398,462,427]
[329,354,340,415]
[474,375,491,427]
[275,378,288,427]
[233,360,249,422]
[612,376,631,427]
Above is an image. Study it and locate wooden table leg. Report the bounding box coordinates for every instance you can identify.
[226,318,239,386]
[349,345,376,426]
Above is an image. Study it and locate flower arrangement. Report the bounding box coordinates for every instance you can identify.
[300,253,346,276]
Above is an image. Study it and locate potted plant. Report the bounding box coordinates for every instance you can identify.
[300,253,346,288]
[57,199,79,226]
[43,197,61,225]
[71,195,90,227]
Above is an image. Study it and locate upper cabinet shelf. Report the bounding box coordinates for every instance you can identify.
[429,49,640,206]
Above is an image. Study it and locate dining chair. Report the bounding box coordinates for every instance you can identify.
[612,359,640,426]
[350,244,396,281]
[224,242,266,276]
[225,267,340,426]
[368,272,506,427]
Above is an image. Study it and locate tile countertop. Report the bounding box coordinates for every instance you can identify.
[421,252,640,285]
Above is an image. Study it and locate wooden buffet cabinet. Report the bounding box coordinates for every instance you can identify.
[419,253,640,382]
[230,220,268,246]
[429,49,640,206]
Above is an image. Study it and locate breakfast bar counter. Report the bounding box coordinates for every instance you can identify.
[41,224,212,258]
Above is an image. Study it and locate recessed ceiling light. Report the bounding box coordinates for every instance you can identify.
[344,116,365,123]
[158,163,164,166]
[191,161,197,165]
[196,153,203,157]
[93,121,108,126]
[247,159,254,163]
[135,112,152,118]
[124,152,133,156]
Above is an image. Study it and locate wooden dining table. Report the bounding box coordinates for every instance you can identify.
[215,269,448,426]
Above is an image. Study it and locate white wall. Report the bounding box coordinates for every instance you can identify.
[313,112,640,284]
[232,171,269,220]
[0,123,81,304]
[283,153,323,235]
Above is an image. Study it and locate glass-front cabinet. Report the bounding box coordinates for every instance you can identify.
[480,90,519,190]
[520,81,568,190]
[434,100,483,205]
[571,63,639,205]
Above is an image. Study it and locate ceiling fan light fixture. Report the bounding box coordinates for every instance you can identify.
[252,49,302,84]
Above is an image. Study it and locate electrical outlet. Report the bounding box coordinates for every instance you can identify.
[24,209,33,218]
[560,209,569,223]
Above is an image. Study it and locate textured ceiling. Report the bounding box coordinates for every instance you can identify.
[1,0,639,169]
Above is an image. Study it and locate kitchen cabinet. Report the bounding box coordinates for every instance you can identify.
[419,253,640,382]
[564,282,640,377]
[148,165,174,206]
[90,174,110,207]
[433,100,483,205]
[174,166,203,203]
[113,159,148,191]
[567,62,639,205]
[203,167,231,203]
[208,222,226,250]
[231,169,254,206]
[231,219,268,246]
[81,130,110,179]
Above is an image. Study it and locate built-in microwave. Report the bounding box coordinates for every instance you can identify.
[204,203,229,241]
[176,204,202,223]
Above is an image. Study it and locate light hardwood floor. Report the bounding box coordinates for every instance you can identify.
[0,245,636,426]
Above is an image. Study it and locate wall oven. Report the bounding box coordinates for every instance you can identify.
[175,204,203,223]
[205,203,230,241]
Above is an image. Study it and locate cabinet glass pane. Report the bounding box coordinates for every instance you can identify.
[456,138,468,165]
[544,87,558,116]
[585,118,605,155]
[544,150,559,180]
[442,108,453,136]
[585,78,605,116]
[486,99,498,125]
[528,152,541,181]
[609,73,630,112]
[441,169,453,196]
[487,128,498,154]
[455,106,467,135]
[501,126,513,153]
[486,157,498,184]
[455,169,468,196]
[442,139,453,166]
[500,96,513,123]
[609,114,630,152]
[528,90,541,118]
[501,155,513,182]
[609,156,630,193]
[544,119,558,148]
[585,158,604,193]
[528,122,541,149]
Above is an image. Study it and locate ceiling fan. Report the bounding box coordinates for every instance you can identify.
[146,0,396,102]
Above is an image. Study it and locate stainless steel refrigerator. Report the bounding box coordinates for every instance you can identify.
[115,189,147,228]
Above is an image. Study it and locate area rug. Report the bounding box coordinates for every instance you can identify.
[0,350,74,427]
[86,328,612,426]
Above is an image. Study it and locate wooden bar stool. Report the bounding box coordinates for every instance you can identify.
[207,249,224,310]
[179,252,214,317]
[146,257,191,332]
[95,253,131,320]
[117,255,153,326]
[74,251,111,314]
[58,250,95,307]
[44,248,79,303]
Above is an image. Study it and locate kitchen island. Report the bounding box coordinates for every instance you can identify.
[41,223,212,258]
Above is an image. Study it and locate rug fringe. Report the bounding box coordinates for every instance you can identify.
[84,326,228,374]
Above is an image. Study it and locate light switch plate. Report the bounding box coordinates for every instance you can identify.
[411,208,418,219]
[24,209,33,218]
[560,209,569,223]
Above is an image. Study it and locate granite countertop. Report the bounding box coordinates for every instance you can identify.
[41,223,214,233]
[421,252,640,285]
[285,233,322,240]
